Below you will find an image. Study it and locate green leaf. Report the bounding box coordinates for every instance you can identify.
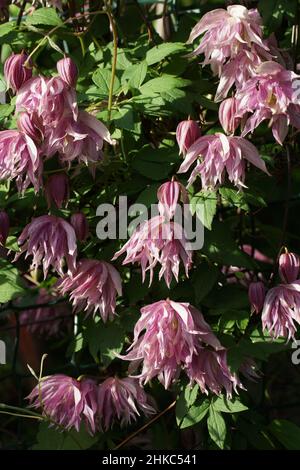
[0,21,16,39]
[131,144,179,180]
[219,187,266,210]
[0,260,24,303]
[84,320,125,366]
[190,190,217,230]
[146,42,186,66]
[122,61,147,89]
[140,75,190,95]
[192,263,219,303]
[269,419,300,450]
[0,104,14,121]
[25,7,63,27]
[33,422,97,450]
[212,396,248,413]
[207,406,226,449]
[176,390,210,429]
[92,68,120,97]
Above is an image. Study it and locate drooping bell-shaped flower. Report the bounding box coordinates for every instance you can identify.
[27,375,98,434]
[176,120,201,156]
[57,57,78,88]
[0,130,41,193]
[177,132,269,189]
[45,173,70,209]
[57,259,122,322]
[70,212,89,242]
[218,97,241,135]
[4,53,32,93]
[17,215,77,277]
[279,252,300,284]
[236,61,300,145]
[157,180,187,221]
[248,281,266,314]
[97,377,155,431]
[17,112,44,144]
[119,299,223,389]
[186,347,242,398]
[261,281,300,340]
[0,210,9,246]
[113,216,193,288]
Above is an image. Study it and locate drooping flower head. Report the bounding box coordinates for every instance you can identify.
[176,120,201,155]
[261,282,300,340]
[236,61,300,144]
[119,300,222,389]
[20,288,72,338]
[97,377,155,431]
[45,173,70,209]
[218,97,241,135]
[17,112,44,144]
[157,179,187,220]
[279,252,300,284]
[113,216,193,288]
[57,57,78,88]
[70,212,89,242]
[177,132,269,189]
[188,5,268,74]
[0,130,41,193]
[4,53,32,93]
[17,215,77,277]
[248,281,266,314]
[57,259,122,322]
[186,347,242,398]
[27,375,98,434]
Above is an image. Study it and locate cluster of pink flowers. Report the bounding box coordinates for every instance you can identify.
[177,4,300,190]
[1,53,115,194]
[249,251,300,340]
[113,180,193,287]
[27,374,155,434]
[119,299,241,396]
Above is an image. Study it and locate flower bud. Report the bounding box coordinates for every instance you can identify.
[0,211,9,245]
[57,57,78,88]
[157,180,187,220]
[45,173,69,209]
[248,281,266,314]
[176,120,201,155]
[279,252,300,283]
[70,212,89,242]
[218,97,241,135]
[4,53,32,93]
[17,112,43,143]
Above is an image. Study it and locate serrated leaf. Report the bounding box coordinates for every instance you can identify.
[140,75,190,95]
[92,68,120,97]
[0,260,24,303]
[146,42,186,66]
[122,61,147,89]
[207,406,226,449]
[212,396,248,413]
[176,391,210,429]
[0,21,16,39]
[190,190,217,230]
[25,7,63,27]
[84,320,125,367]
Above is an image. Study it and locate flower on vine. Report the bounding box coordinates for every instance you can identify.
[4,53,32,93]
[176,120,201,156]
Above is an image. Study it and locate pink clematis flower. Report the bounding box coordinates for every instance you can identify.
[248,281,266,314]
[218,97,241,134]
[57,259,122,322]
[97,377,155,431]
[20,288,72,338]
[57,57,78,88]
[176,120,201,155]
[236,61,300,145]
[177,132,269,189]
[261,281,300,340]
[17,112,44,144]
[70,212,89,242]
[187,5,268,75]
[17,215,77,277]
[4,53,32,93]
[47,111,116,166]
[27,375,98,434]
[157,180,187,220]
[45,173,70,209]
[113,216,193,288]
[279,252,300,284]
[186,347,242,398]
[0,130,41,193]
[119,299,223,389]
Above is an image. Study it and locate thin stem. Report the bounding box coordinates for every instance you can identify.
[105,2,118,122]
[114,400,176,450]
